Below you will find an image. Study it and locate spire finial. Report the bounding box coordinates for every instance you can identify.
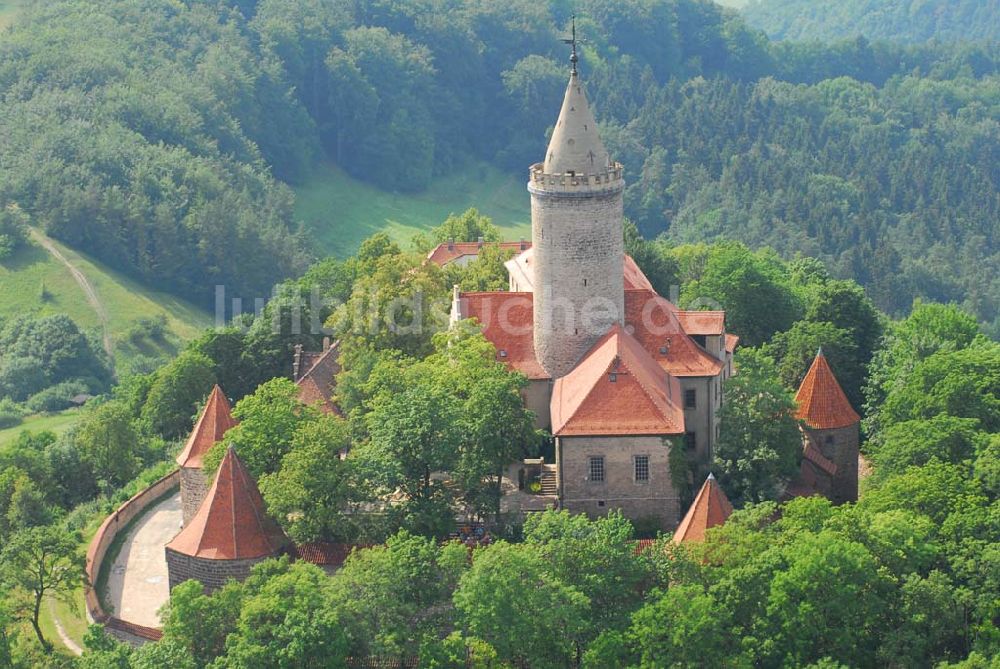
[817,346,824,357]
[561,15,579,75]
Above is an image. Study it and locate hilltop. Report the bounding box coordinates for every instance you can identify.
[742,0,1000,43]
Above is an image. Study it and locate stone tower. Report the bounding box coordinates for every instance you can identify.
[176,385,237,524]
[529,64,625,379]
[794,350,861,504]
[166,447,288,592]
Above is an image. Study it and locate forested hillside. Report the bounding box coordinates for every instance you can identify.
[0,0,997,333]
[742,0,1000,43]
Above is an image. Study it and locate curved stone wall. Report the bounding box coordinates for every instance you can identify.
[85,469,180,644]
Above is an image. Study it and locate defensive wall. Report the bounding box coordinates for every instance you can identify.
[84,469,179,645]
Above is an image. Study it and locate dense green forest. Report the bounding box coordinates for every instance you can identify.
[743,0,1000,43]
[0,0,997,333]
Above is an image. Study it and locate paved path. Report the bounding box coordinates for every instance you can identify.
[29,228,114,366]
[105,493,182,628]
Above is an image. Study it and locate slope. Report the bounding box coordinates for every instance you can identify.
[0,234,210,374]
[294,163,531,258]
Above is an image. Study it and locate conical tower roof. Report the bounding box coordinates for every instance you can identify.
[166,447,287,560]
[543,72,610,175]
[794,350,860,430]
[673,474,734,544]
[176,385,237,468]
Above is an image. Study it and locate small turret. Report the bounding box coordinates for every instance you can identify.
[794,350,861,503]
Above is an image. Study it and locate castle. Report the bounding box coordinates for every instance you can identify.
[156,58,862,596]
[442,63,737,530]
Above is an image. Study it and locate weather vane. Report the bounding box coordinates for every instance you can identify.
[561,15,580,75]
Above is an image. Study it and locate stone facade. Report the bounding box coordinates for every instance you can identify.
[523,378,553,430]
[529,181,625,380]
[557,435,680,530]
[678,376,722,463]
[803,423,859,503]
[165,548,271,593]
[179,466,209,525]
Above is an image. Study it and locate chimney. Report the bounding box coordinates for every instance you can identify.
[520,238,527,251]
[448,238,455,251]
[477,236,484,249]
[323,336,331,352]
[293,344,303,381]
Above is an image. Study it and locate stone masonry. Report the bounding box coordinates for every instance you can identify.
[557,435,681,530]
[803,424,859,504]
[179,466,209,525]
[164,549,271,593]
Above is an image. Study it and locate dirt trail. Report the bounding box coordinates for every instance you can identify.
[46,599,83,656]
[29,229,115,368]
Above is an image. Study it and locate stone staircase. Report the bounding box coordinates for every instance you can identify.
[539,467,558,496]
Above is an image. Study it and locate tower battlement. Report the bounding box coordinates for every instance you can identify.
[528,162,624,197]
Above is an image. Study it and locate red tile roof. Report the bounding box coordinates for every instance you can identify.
[624,290,725,378]
[460,289,725,381]
[675,311,725,336]
[294,542,373,567]
[673,474,734,544]
[296,343,342,415]
[176,386,237,469]
[725,333,740,354]
[427,241,530,267]
[551,324,684,436]
[457,292,546,379]
[105,617,163,642]
[794,351,860,430]
[623,255,655,291]
[633,538,657,554]
[505,249,655,292]
[166,447,287,560]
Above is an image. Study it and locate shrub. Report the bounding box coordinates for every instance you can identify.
[0,397,25,428]
[25,380,90,413]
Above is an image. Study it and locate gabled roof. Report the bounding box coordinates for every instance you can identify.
[427,241,530,267]
[673,474,734,544]
[675,311,725,336]
[176,386,237,469]
[794,350,860,430]
[294,542,372,567]
[544,72,611,175]
[725,333,740,354]
[166,447,287,560]
[456,292,546,379]
[505,249,654,292]
[551,324,684,436]
[296,343,342,416]
[625,290,725,378]
[623,255,655,292]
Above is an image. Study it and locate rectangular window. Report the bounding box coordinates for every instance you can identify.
[684,388,697,409]
[634,455,649,482]
[684,432,697,451]
[589,456,605,483]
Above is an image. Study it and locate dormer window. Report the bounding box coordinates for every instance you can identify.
[499,350,508,358]
[609,373,617,383]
